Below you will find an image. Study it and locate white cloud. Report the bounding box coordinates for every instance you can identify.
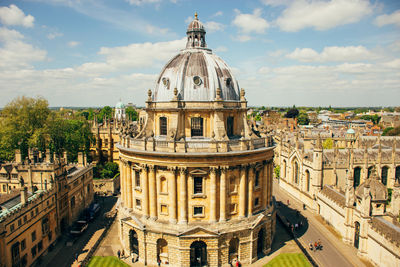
[145,24,170,35]
[374,10,400,27]
[212,11,223,17]
[0,4,34,28]
[383,59,400,68]
[68,41,80,47]
[185,16,193,24]
[286,46,373,62]
[276,0,373,32]
[204,21,225,33]
[236,35,252,42]
[233,9,269,34]
[214,46,227,53]
[47,32,63,40]
[125,0,161,6]
[0,27,46,70]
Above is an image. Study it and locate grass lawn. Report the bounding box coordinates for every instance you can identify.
[87,256,130,267]
[264,253,311,267]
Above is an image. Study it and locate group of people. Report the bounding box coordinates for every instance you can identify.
[309,239,323,251]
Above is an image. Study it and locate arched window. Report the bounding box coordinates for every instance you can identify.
[354,167,361,188]
[229,176,237,193]
[381,166,388,186]
[255,170,260,187]
[191,117,203,137]
[257,228,266,257]
[294,161,299,184]
[305,170,310,192]
[282,160,287,179]
[354,222,360,249]
[159,117,167,136]
[157,239,168,264]
[160,176,168,194]
[129,230,139,255]
[396,166,400,184]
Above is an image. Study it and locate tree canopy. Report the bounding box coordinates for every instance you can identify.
[0,96,93,162]
[126,106,138,121]
[284,108,299,118]
[297,113,310,125]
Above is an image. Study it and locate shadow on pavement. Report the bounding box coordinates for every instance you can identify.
[269,219,294,255]
[276,201,309,239]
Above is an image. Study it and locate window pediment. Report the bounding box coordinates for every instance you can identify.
[189,169,208,175]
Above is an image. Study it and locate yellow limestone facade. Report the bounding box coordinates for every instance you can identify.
[117,14,276,267]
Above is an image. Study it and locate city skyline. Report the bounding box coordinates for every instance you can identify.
[0,0,399,107]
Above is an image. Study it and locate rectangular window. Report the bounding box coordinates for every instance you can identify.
[160,117,167,136]
[254,197,260,207]
[160,204,168,215]
[2,184,5,191]
[42,217,50,236]
[230,203,237,214]
[191,117,204,137]
[21,239,26,251]
[193,206,204,217]
[31,245,37,258]
[11,242,20,265]
[227,116,234,137]
[135,170,141,187]
[18,219,21,227]
[71,196,75,209]
[31,231,36,242]
[193,177,203,194]
[230,177,237,194]
[10,223,15,232]
[255,170,260,188]
[37,241,43,252]
[135,199,141,209]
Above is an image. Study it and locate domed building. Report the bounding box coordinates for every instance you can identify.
[115,101,126,121]
[117,13,275,267]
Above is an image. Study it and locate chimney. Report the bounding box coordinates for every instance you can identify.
[20,187,28,206]
[78,152,84,167]
[83,153,87,166]
[15,149,22,163]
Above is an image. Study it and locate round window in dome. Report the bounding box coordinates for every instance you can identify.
[162,77,169,89]
[193,76,202,86]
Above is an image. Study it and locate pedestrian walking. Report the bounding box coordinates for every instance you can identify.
[117,249,121,259]
[121,250,125,258]
[318,239,322,250]
[157,258,161,266]
[287,199,290,205]
[75,253,79,262]
[314,241,318,250]
[309,243,313,251]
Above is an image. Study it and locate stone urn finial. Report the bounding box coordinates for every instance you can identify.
[240,88,245,101]
[147,89,152,102]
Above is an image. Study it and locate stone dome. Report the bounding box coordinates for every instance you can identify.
[355,168,388,201]
[347,128,355,134]
[152,13,240,102]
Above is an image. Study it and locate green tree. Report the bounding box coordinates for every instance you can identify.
[100,162,119,178]
[96,106,113,123]
[0,96,50,161]
[322,138,333,149]
[126,106,138,121]
[284,108,299,118]
[382,127,394,136]
[274,165,280,178]
[383,126,400,136]
[297,113,310,125]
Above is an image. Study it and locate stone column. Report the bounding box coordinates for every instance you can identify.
[148,165,157,220]
[263,162,269,209]
[119,161,124,205]
[210,167,217,222]
[141,165,149,218]
[126,163,132,209]
[179,168,188,224]
[169,168,177,223]
[248,165,254,216]
[239,165,247,218]
[219,167,227,222]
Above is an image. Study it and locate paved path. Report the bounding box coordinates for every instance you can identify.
[274,179,367,267]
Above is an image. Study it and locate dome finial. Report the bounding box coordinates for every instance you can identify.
[195,12,198,20]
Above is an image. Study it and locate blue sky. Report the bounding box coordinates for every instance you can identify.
[0,0,399,107]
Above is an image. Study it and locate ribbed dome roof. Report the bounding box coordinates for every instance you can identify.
[152,13,240,102]
[116,101,125,109]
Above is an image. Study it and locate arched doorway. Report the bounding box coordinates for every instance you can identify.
[354,222,360,249]
[228,238,239,263]
[157,239,168,264]
[129,230,139,256]
[190,241,207,267]
[257,228,266,257]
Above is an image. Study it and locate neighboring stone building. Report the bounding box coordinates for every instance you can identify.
[0,187,57,267]
[93,174,120,195]
[117,14,276,267]
[275,130,400,266]
[0,150,94,233]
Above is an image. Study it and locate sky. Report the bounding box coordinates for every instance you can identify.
[0,0,399,108]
